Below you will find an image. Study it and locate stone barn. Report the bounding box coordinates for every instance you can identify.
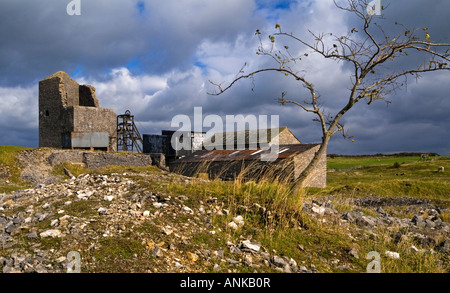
[38,71,117,151]
[169,143,327,188]
[205,126,301,149]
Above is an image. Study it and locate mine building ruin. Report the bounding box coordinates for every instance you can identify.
[143,126,326,188]
[38,71,117,151]
[170,143,326,188]
[37,71,325,187]
[143,130,206,167]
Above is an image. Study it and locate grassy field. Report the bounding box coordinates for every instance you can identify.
[321,156,450,204]
[327,155,443,170]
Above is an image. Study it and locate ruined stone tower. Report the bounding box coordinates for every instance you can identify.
[39,71,117,151]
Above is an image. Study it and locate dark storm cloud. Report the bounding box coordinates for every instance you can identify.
[0,0,261,87]
[0,0,449,155]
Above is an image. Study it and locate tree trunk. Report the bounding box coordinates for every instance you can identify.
[291,134,329,195]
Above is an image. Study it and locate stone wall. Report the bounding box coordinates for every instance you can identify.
[47,150,85,166]
[276,127,302,145]
[79,85,99,107]
[39,73,72,148]
[293,145,327,188]
[72,106,117,151]
[83,152,152,169]
[44,149,152,169]
[149,153,167,170]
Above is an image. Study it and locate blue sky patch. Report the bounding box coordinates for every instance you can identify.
[72,65,84,78]
[136,1,145,15]
[255,0,295,10]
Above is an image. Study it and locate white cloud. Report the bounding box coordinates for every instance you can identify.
[0,85,37,130]
[86,68,169,115]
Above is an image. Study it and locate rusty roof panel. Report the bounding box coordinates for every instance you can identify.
[172,143,320,163]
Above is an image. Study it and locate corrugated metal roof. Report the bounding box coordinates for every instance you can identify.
[172,143,320,163]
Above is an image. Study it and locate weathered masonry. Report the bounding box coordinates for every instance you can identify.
[205,127,301,149]
[39,71,117,151]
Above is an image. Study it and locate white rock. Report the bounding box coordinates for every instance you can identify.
[233,215,244,222]
[153,202,163,209]
[228,221,239,230]
[163,226,173,235]
[40,229,62,238]
[232,215,245,227]
[60,215,71,221]
[312,205,326,216]
[104,195,115,201]
[182,206,194,214]
[385,251,400,259]
[77,193,88,199]
[241,240,261,252]
[143,211,150,217]
[408,245,420,252]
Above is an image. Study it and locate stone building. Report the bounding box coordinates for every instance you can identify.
[170,143,327,188]
[205,126,301,150]
[38,71,117,151]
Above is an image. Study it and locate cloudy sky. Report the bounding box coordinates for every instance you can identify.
[0,0,449,155]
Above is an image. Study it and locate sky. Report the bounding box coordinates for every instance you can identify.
[0,0,449,155]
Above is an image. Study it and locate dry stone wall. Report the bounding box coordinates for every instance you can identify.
[82,152,152,169]
[18,149,152,186]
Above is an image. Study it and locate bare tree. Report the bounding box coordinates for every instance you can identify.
[208,0,450,192]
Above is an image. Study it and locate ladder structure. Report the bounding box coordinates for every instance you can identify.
[117,110,143,153]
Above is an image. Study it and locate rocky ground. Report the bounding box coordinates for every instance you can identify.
[0,149,449,273]
[0,167,448,273]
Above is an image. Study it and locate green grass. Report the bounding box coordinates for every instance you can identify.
[64,199,103,218]
[96,236,145,260]
[326,156,436,170]
[52,162,92,178]
[0,145,32,193]
[317,157,450,203]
